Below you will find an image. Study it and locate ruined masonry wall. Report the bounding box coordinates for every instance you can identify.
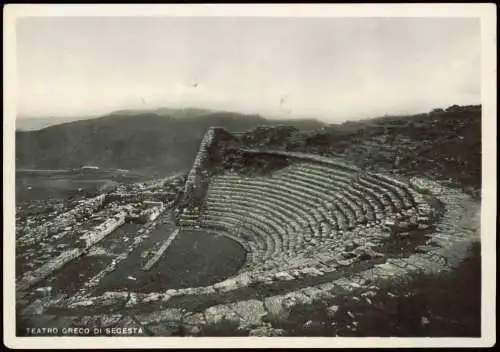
[106,192,174,203]
[139,205,164,223]
[183,128,216,197]
[28,194,107,242]
[16,210,126,292]
[79,211,126,247]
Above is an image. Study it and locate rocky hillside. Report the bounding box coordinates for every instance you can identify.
[227,104,482,194]
[16,105,481,191]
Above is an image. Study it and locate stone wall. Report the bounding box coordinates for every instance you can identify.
[183,127,216,197]
[179,127,225,219]
[16,210,126,292]
[79,211,127,247]
[16,248,82,292]
[28,194,106,242]
[106,192,175,203]
[139,205,164,223]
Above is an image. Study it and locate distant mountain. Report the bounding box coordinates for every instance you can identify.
[15,109,325,177]
[15,108,215,131]
[16,116,99,131]
[108,107,214,118]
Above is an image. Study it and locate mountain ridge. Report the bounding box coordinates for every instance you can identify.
[15,109,325,177]
[15,104,480,181]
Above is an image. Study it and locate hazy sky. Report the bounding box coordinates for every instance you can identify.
[16,16,481,122]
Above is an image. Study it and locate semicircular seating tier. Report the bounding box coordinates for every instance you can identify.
[179,161,427,272]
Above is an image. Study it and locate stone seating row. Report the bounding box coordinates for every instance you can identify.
[206,202,289,251]
[216,168,390,223]
[205,188,359,263]
[364,173,416,209]
[187,161,426,269]
[213,176,356,228]
[206,190,343,261]
[293,163,412,213]
[207,189,324,252]
[198,218,263,265]
[207,168,416,248]
[200,211,275,261]
[272,173,359,225]
[210,181,350,235]
[208,183,311,231]
[279,166,407,218]
[301,167,388,212]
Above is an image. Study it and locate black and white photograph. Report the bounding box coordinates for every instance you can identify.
[3,3,496,349]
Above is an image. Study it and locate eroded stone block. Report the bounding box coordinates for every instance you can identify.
[183,312,206,326]
[204,304,241,326]
[100,313,122,328]
[21,299,45,316]
[248,326,286,336]
[229,299,267,328]
[373,263,408,278]
[135,308,184,325]
[263,295,287,318]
